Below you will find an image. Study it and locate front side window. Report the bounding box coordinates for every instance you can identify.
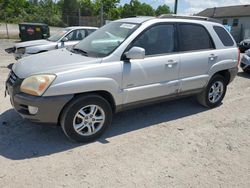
[179,24,214,51]
[131,24,175,56]
[47,29,71,42]
[65,29,86,41]
[74,22,139,57]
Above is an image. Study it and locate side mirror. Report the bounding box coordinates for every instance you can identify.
[61,37,69,43]
[125,47,145,60]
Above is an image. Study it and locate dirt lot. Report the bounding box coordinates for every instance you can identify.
[0,39,250,188]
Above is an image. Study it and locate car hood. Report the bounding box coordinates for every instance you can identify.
[242,39,250,43]
[13,48,102,78]
[14,39,53,48]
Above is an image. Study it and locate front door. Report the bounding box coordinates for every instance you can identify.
[122,23,180,104]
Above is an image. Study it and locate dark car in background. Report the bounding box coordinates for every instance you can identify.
[239,39,250,53]
[19,22,50,42]
[240,49,250,73]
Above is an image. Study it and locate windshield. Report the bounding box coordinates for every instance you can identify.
[47,29,71,42]
[73,22,139,57]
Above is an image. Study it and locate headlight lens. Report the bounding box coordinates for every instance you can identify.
[17,47,25,54]
[20,74,56,96]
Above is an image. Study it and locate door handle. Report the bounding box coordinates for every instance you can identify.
[165,60,178,68]
[209,54,217,61]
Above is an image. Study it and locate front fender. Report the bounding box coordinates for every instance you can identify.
[44,77,122,105]
[26,44,57,54]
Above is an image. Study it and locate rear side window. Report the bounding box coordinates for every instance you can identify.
[178,24,214,51]
[87,29,96,35]
[213,26,234,46]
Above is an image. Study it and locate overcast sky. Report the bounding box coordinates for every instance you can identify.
[120,0,250,15]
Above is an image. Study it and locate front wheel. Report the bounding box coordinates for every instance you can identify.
[60,95,113,142]
[197,75,227,108]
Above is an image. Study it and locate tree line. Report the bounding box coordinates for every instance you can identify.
[0,0,171,26]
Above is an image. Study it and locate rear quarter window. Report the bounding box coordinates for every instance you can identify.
[178,24,215,51]
[213,26,234,46]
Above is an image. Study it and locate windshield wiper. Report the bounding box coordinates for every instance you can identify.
[71,48,88,56]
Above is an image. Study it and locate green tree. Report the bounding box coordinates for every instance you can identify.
[62,0,79,26]
[120,0,155,18]
[155,4,171,16]
[94,0,120,20]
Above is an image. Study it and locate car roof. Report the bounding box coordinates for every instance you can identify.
[114,16,155,24]
[19,22,48,26]
[114,15,220,25]
[65,26,98,30]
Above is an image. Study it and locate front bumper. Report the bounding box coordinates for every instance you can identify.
[240,54,250,71]
[6,75,73,123]
[228,66,238,83]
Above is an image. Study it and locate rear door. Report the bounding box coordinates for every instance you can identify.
[177,23,217,92]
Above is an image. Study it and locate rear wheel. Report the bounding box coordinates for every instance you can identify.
[60,94,112,142]
[197,75,227,108]
[243,68,250,73]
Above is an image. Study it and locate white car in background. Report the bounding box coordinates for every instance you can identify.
[5,26,98,59]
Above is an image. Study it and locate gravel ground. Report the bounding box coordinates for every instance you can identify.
[0,39,250,188]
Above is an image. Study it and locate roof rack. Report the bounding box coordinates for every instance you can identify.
[158,14,220,23]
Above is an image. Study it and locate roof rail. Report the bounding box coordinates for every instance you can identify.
[158,14,220,23]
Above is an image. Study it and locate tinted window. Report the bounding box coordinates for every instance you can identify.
[66,29,86,41]
[87,29,96,35]
[223,19,228,25]
[132,24,175,56]
[233,19,238,27]
[213,26,234,46]
[179,24,214,51]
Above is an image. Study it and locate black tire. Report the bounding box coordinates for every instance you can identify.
[197,74,227,108]
[239,47,245,53]
[60,94,112,142]
[243,68,250,73]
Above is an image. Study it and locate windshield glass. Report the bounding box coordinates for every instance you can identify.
[74,22,139,57]
[47,29,71,42]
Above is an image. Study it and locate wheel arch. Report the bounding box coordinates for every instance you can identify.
[58,90,116,125]
[213,69,231,85]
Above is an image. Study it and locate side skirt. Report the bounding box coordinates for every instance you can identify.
[116,88,204,113]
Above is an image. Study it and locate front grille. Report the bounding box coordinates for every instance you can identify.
[7,71,18,85]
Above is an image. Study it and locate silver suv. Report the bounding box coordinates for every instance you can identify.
[6,15,239,142]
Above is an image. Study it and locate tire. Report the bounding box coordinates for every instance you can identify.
[197,74,227,108]
[239,47,245,53]
[243,68,250,73]
[240,48,245,53]
[60,94,113,142]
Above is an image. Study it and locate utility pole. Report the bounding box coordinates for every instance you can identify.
[78,8,81,26]
[174,0,178,14]
[100,2,104,26]
[4,13,9,39]
[78,1,82,26]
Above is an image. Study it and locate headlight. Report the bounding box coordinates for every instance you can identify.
[20,74,56,96]
[17,47,25,54]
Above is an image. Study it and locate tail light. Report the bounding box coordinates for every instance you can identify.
[237,48,240,66]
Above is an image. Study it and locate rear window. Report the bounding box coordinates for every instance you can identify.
[213,26,234,46]
[179,24,214,51]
